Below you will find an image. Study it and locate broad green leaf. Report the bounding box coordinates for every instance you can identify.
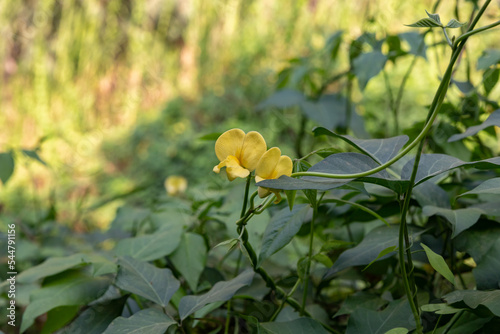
[256,89,305,110]
[258,175,350,191]
[459,177,500,198]
[260,318,328,334]
[421,303,463,314]
[346,299,416,334]
[422,206,482,238]
[445,19,467,28]
[384,328,408,334]
[170,233,207,292]
[448,109,500,142]
[42,305,80,334]
[258,204,311,267]
[363,246,397,271]
[406,18,442,28]
[178,269,254,320]
[401,154,500,186]
[420,243,455,284]
[300,94,354,130]
[483,68,499,96]
[17,253,92,284]
[313,127,409,164]
[113,223,183,261]
[325,225,424,278]
[115,256,180,307]
[425,10,442,24]
[334,292,387,317]
[21,270,111,332]
[60,295,128,334]
[455,227,500,289]
[399,32,427,59]
[0,151,15,185]
[325,31,343,60]
[477,49,500,70]
[110,206,150,232]
[103,308,176,334]
[443,290,500,316]
[413,181,451,209]
[433,312,493,334]
[353,52,388,90]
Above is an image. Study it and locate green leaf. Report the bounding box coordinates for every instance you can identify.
[42,305,80,334]
[300,94,354,130]
[399,32,427,59]
[443,290,500,316]
[170,233,207,292]
[21,270,111,333]
[425,10,442,25]
[178,269,254,320]
[362,246,397,271]
[198,132,222,141]
[22,149,47,165]
[455,227,500,289]
[113,223,183,261]
[420,243,455,285]
[313,253,333,268]
[445,19,467,28]
[103,308,176,334]
[459,177,500,197]
[110,206,150,232]
[325,31,343,60]
[345,299,416,334]
[406,18,442,28]
[383,328,408,334]
[256,89,305,110]
[0,151,15,185]
[421,303,463,314]
[422,206,482,238]
[483,68,499,96]
[352,51,388,90]
[17,253,92,284]
[325,225,424,278]
[477,49,500,70]
[258,204,311,267]
[285,189,297,210]
[402,153,500,186]
[335,292,387,317]
[313,127,409,164]
[61,295,128,334]
[448,109,500,142]
[115,256,180,307]
[260,318,329,334]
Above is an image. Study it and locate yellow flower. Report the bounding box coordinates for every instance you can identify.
[213,129,267,181]
[255,147,293,203]
[165,176,188,196]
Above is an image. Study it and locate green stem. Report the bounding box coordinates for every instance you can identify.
[442,27,453,47]
[301,204,317,315]
[453,19,500,47]
[270,277,301,322]
[322,198,391,227]
[442,311,464,334]
[240,175,252,218]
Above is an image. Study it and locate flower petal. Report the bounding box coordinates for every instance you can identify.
[215,129,245,162]
[255,147,281,179]
[224,155,250,181]
[273,155,293,178]
[240,131,267,171]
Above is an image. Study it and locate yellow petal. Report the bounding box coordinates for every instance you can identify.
[215,129,245,162]
[258,186,272,198]
[224,155,250,181]
[239,131,267,171]
[273,155,293,178]
[255,147,281,179]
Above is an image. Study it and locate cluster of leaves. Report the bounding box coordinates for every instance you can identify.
[1,4,500,334]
